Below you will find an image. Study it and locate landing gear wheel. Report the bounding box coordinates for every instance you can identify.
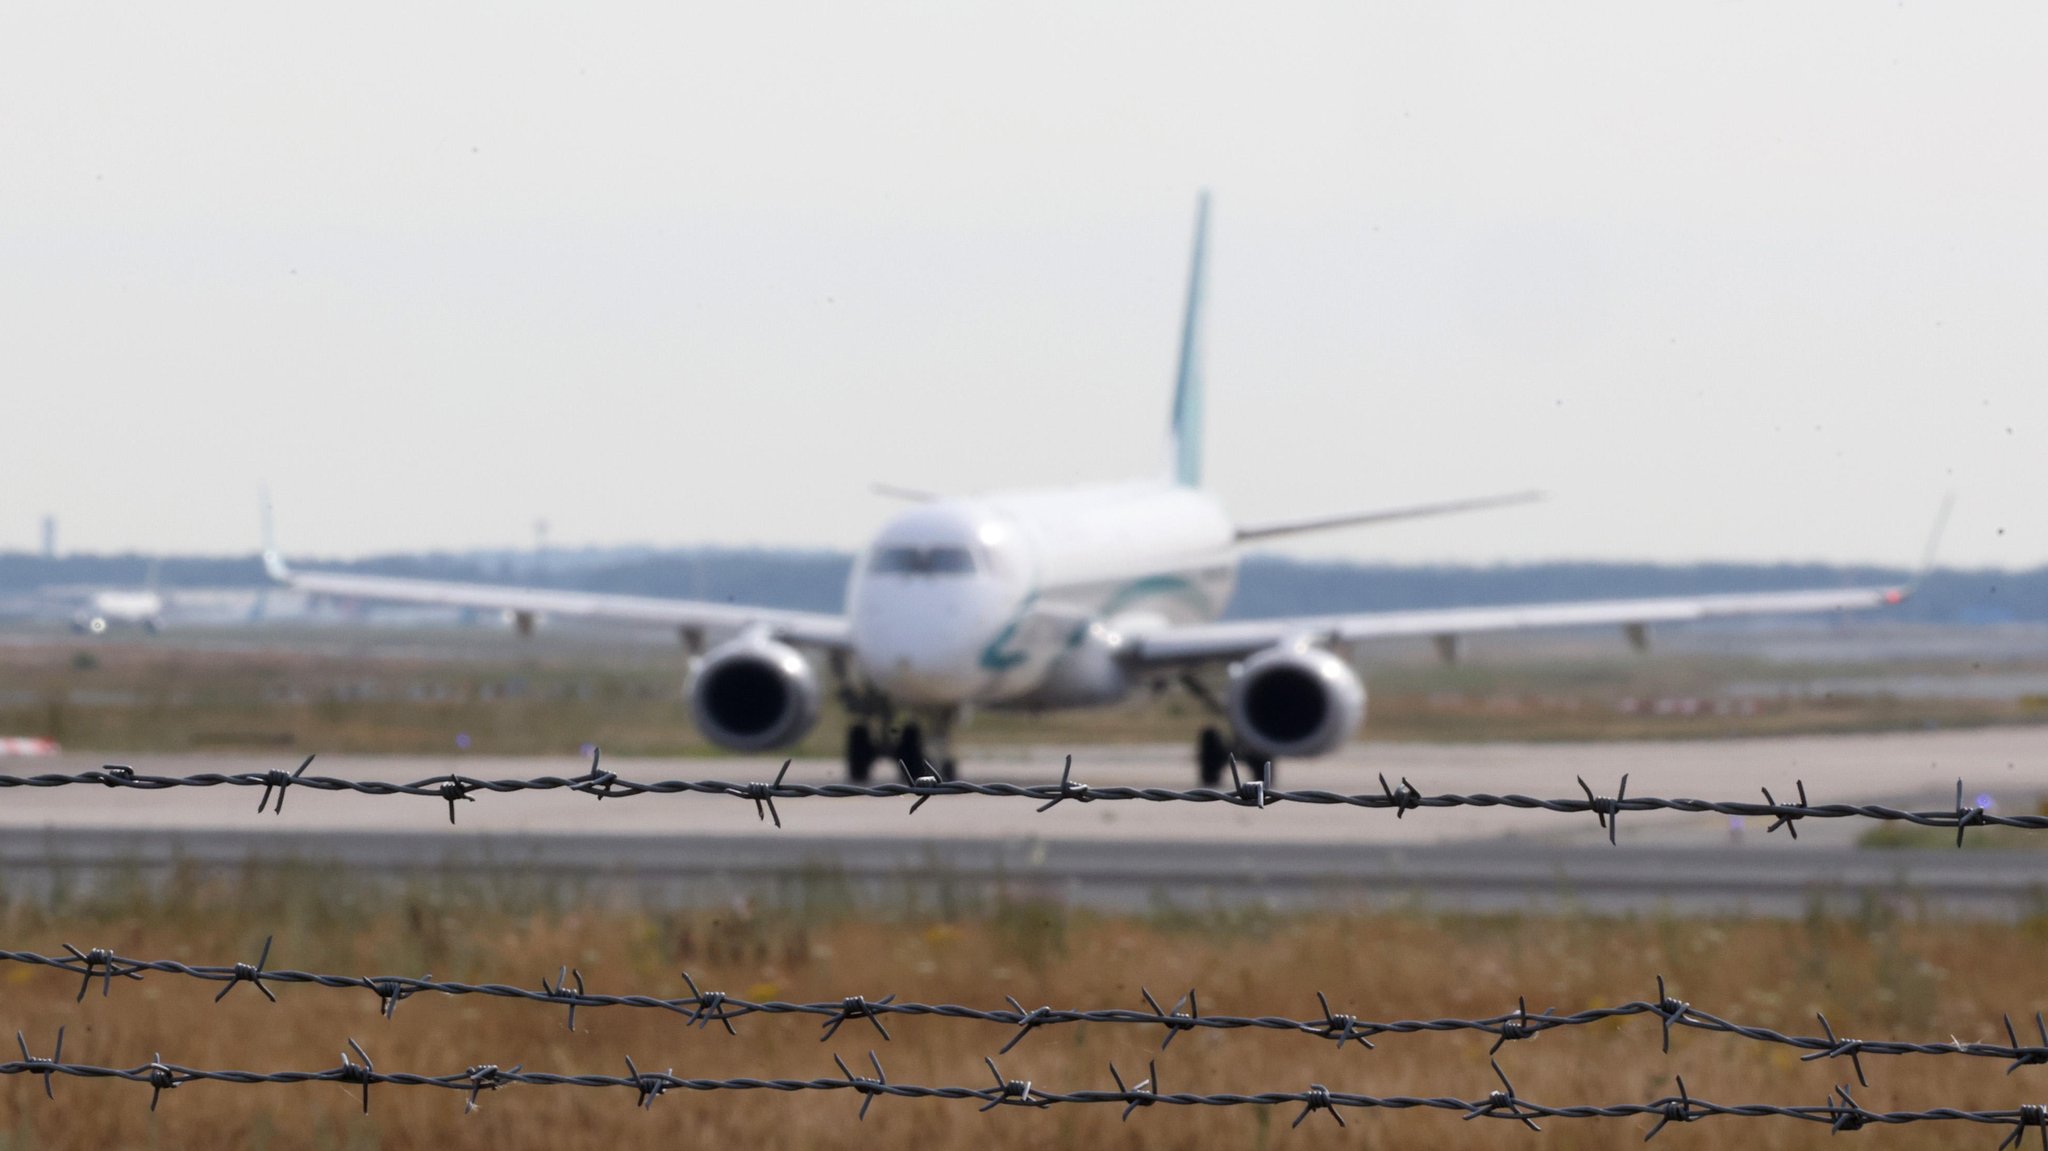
[940,758,958,782]
[1197,727,1229,787]
[846,725,877,783]
[895,724,927,781]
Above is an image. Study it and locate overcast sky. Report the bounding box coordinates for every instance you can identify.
[3,2,2042,567]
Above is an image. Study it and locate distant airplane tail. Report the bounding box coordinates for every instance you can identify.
[1167,191,1209,488]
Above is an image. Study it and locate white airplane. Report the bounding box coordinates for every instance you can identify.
[264,196,1929,783]
[69,561,167,635]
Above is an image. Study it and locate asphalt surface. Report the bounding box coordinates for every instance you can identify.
[4,726,2047,915]
[9,826,2048,917]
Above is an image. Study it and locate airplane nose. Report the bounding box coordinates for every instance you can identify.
[854,594,1002,703]
[873,636,981,700]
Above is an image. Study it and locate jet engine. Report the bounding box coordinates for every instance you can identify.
[1226,643,1367,758]
[688,635,821,751]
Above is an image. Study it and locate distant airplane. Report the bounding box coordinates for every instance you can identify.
[69,560,166,635]
[266,196,1934,783]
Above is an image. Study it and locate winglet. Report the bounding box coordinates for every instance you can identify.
[1885,494,1955,604]
[1167,191,1209,488]
[1907,493,1955,593]
[259,485,291,584]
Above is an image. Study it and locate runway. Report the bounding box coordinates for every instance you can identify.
[5,726,2047,915]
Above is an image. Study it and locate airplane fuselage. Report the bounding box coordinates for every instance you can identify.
[847,480,1236,708]
[71,589,165,634]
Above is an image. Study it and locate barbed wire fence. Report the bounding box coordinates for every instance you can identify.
[0,751,2034,843]
[5,749,2048,1141]
[7,945,2048,1077]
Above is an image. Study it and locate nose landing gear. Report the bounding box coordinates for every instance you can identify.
[845,721,957,782]
[1196,726,1275,788]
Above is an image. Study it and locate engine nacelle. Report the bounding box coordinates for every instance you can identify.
[688,635,821,751]
[1226,643,1367,758]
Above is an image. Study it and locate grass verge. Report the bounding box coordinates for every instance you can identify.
[0,871,2041,1148]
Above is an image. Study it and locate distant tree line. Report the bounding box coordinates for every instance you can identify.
[0,549,2042,625]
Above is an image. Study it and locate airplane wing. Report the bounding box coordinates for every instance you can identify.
[263,552,851,649]
[1233,490,1542,542]
[1126,582,1908,665]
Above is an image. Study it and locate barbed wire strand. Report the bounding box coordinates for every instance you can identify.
[5,1039,2048,1144]
[8,946,2048,1081]
[0,752,2036,843]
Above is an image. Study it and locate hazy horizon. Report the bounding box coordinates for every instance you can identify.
[5,3,2042,567]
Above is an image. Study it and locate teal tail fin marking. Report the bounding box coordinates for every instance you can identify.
[1169,192,1210,488]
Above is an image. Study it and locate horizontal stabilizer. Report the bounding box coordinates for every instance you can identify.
[1234,490,1542,543]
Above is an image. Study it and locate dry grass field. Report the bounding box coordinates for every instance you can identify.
[0,871,2041,1149]
[3,627,2044,755]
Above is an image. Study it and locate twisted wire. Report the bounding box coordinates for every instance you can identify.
[0,754,2033,843]
[4,1044,2048,1141]
[12,945,2048,1079]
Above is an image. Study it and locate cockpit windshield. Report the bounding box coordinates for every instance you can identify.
[869,545,978,576]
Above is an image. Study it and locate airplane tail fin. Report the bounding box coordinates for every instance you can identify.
[259,484,292,584]
[1167,192,1210,488]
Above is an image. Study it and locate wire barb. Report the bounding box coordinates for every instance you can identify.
[462,1062,520,1114]
[16,1027,63,1099]
[1225,755,1267,809]
[2007,1014,2048,1075]
[979,1056,1046,1111]
[1804,1012,1870,1087]
[1830,1084,1870,1133]
[368,975,426,1020]
[899,759,944,814]
[1035,755,1091,812]
[1379,773,1422,818]
[1315,991,1373,1050]
[336,1037,375,1114]
[215,936,276,1003]
[1141,987,1201,1050]
[1466,1059,1542,1131]
[999,996,1057,1054]
[1293,1083,1345,1128]
[62,943,138,1001]
[1762,779,1810,839]
[1490,997,1543,1054]
[540,967,586,1031]
[1108,1059,1160,1121]
[821,995,895,1042]
[1643,1075,1696,1142]
[1653,976,1689,1054]
[1579,773,1628,845]
[256,754,316,815]
[734,760,792,828]
[833,1051,889,1120]
[439,776,476,825]
[575,746,620,800]
[681,972,739,1036]
[623,1055,672,1110]
[145,1053,177,1111]
[2001,1103,2048,1151]
[1957,779,1988,848]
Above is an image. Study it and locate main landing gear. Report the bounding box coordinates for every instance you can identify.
[846,722,955,782]
[1196,726,1274,788]
[846,725,878,782]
